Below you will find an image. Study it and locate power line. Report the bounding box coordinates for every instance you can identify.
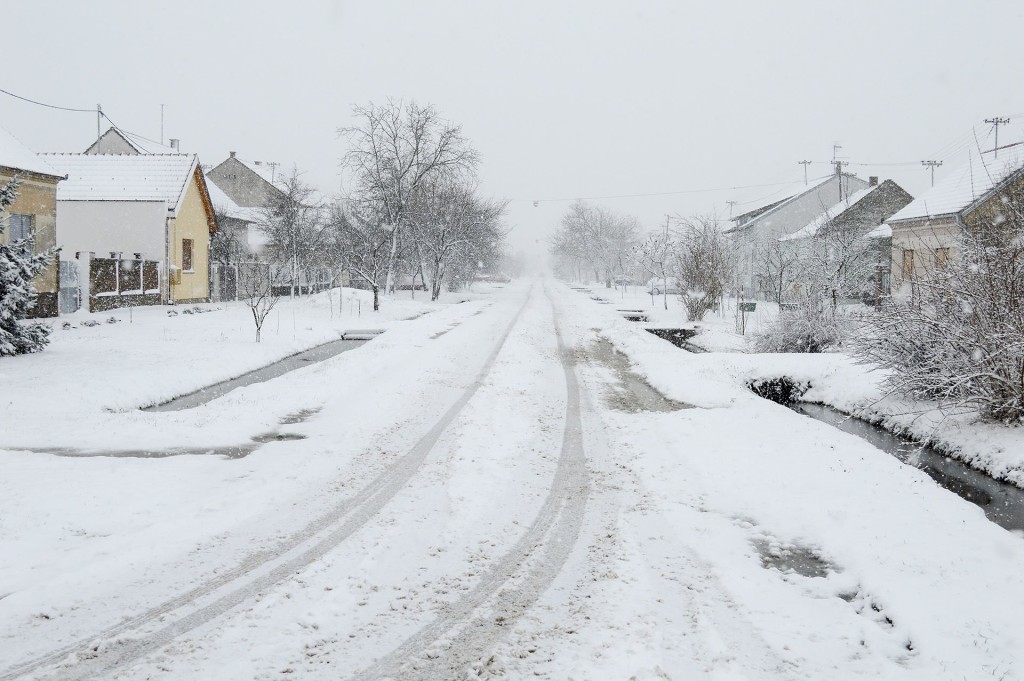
[0,86,96,113]
[527,178,812,205]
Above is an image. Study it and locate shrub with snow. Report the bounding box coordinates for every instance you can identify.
[753,299,850,353]
[853,202,1024,423]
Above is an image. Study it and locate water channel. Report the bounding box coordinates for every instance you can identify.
[791,402,1024,534]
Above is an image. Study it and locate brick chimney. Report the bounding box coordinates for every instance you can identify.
[869,176,878,187]
[229,151,236,158]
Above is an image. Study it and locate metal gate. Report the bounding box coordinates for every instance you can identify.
[211,263,238,302]
[58,261,80,314]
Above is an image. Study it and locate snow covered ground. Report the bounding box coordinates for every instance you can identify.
[1,280,1023,680]
[588,283,1024,488]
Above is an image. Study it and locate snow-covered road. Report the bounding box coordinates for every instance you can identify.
[2,280,1024,680]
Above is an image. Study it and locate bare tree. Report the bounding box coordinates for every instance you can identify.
[752,236,802,305]
[632,232,674,309]
[238,259,280,343]
[259,170,324,298]
[408,179,507,301]
[329,203,394,311]
[671,215,734,321]
[550,201,638,288]
[339,100,479,295]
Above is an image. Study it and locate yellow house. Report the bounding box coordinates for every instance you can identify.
[42,152,218,310]
[0,125,65,317]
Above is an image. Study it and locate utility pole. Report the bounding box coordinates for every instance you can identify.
[985,117,1010,157]
[160,104,165,145]
[96,104,102,151]
[921,160,943,187]
[832,143,842,163]
[726,200,738,218]
[798,160,812,185]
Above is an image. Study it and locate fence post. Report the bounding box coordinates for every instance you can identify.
[77,251,93,313]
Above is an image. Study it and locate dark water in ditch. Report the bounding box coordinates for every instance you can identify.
[792,402,1024,534]
[144,337,368,412]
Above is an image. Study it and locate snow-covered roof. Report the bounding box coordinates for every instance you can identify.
[204,174,263,223]
[43,153,199,213]
[234,157,289,191]
[779,185,877,241]
[730,175,833,226]
[864,223,892,239]
[0,125,62,178]
[888,144,1024,223]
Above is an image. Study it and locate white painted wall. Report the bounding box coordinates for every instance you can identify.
[731,175,871,297]
[56,200,167,261]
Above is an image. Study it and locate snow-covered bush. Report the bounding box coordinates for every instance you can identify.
[853,221,1024,423]
[0,177,52,357]
[753,299,850,353]
[671,215,733,321]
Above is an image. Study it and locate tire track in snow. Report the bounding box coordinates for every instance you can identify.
[0,294,533,681]
[351,282,591,680]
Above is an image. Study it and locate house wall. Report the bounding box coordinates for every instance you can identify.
[56,200,167,261]
[206,157,278,208]
[889,216,960,297]
[731,174,871,297]
[963,171,1024,233]
[832,180,914,236]
[0,170,61,316]
[168,173,212,303]
[83,130,139,155]
[888,172,1024,298]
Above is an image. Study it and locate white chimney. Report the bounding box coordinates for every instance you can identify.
[169,138,180,151]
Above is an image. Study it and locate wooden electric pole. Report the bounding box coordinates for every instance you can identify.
[798,160,812,185]
[921,160,942,186]
[985,117,1010,157]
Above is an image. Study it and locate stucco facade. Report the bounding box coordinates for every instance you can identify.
[0,169,61,317]
[889,166,1024,297]
[168,170,214,302]
[56,200,168,260]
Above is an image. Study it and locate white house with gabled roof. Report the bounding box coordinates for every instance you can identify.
[724,172,870,298]
[887,143,1024,297]
[42,152,218,309]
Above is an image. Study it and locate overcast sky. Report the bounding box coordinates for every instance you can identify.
[4,0,1024,256]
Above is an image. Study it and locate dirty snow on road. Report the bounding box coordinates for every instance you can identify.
[2,280,1024,680]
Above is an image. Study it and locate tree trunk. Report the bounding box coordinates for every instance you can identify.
[372,285,380,312]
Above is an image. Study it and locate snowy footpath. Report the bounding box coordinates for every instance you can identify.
[1,280,1023,680]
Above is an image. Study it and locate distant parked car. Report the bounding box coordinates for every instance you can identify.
[646,277,681,295]
[612,275,633,286]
